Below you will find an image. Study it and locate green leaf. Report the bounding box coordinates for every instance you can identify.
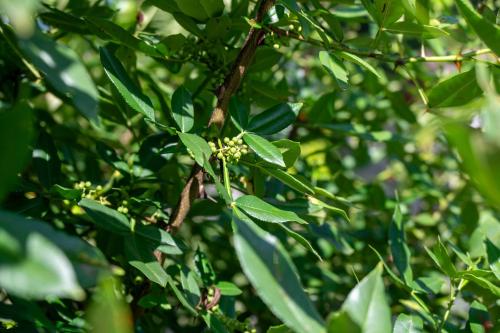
[0,102,34,202]
[308,196,350,222]
[385,22,448,39]
[135,224,183,255]
[257,165,315,195]
[247,103,302,135]
[232,211,325,333]
[178,132,212,167]
[39,9,90,35]
[125,235,168,287]
[201,312,230,333]
[50,185,81,201]
[393,314,424,333]
[278,224,323,261]
[174,0,224,22]
[273,139,301,168]
[319,51,349,90]
[96,142,130,174]
[85,17,162,58]
[444,123,500,208]
[165,273,198,315]
[18,30,99,124]
[400,0,430,24]
[215,281,242,296]
[33,130,61,188]
[327,310,361,333]
[267,324,293,333]
[458,271,500,296]
[86,276,133,333]
[360,0,404,26]
[456,0,500,56]
[204,156,232,204]
[425,238,457,277]
[0,210,107,269]
[338,51,381,79]
[200,0,225,19]
[0,233,84,300]
[485,238,500,279]
[235,195,308,224]
[335,264,392,333]
[100,47,155,122]
[195,247,216,286]
[243,133,285,167]
[79,198,131,235]
[427,69,483,108]
[172,86,194,133]
[468,300,490,333]
[389,203,413,285]
[229,97,249,131]
[180,267,201,306]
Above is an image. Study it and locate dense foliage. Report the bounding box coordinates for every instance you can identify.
[0,0,499,332]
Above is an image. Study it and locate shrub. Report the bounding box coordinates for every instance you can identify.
[0,0,499,332]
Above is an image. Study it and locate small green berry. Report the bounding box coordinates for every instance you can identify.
[289,24,294,30]
[224,137,230,143]
[96,185,103,191]
[228,140,235,146]
[273,43,280,49]
[217,152,224,159]
[237,139,243,145]
[234,152,241,159]
[230,147,237,154]
[85,181,91,187]
[241,148,248,155]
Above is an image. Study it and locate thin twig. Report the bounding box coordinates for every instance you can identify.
[269,26,496,64]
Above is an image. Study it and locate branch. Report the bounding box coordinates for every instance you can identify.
[167,0,276,233]
[269,27,497,64]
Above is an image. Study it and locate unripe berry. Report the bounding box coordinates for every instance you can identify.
[234,152,241,159]
[230,147,237,154]
[237,139,243,145]
[224,137,230,143]
[228,140,235,146]
[217,152,224,159]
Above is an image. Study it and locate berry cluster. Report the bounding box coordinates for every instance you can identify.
[117,200,129,214]
[74,181,103,200]
[209,136,249,163]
